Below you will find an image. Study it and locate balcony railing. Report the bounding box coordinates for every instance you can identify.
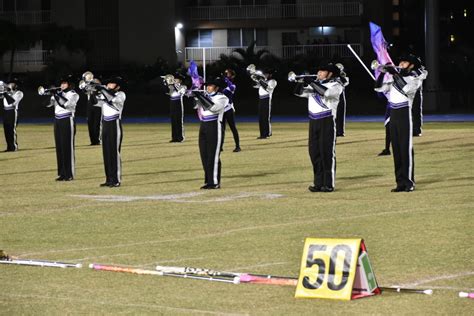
[186,2,362,21]
[185,44,362,62]
[0,10,51,25]
[2,50,50,66]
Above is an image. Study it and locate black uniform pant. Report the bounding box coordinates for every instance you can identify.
[3,109,18,151]
[223,108,240,148]
[170,99,184,142]
[384,122,391,151]
[258,97,272,138]
[390,107,415,189]
[102,119,123,184]
[412,89,423,136]
[199,120,223,186]
[54,117,76,179]
[309,116,336,189]
[87,102,102,145]
[335,93,346,136]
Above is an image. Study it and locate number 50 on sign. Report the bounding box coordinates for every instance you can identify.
[295,238,380,300]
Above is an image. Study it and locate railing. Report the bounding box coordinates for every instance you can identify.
[0,10,51,25]
[185,44,362,62]
[2,50,51,66]
[186,2,362,20]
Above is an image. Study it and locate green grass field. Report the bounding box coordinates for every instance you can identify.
[1,121,473,315]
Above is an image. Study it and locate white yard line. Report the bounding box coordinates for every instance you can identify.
[0,293,248,315]
[71,192,283,203]
[64,253,130,262]
[229,261,290,271]
[19,208,419,257]
[400,271,474,287]
[135,257,208,268]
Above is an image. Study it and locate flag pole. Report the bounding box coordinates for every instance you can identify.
[347,44,375,81]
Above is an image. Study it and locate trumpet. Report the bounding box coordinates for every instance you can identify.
[38,85,60,96]
[335,63,347,78]
[287,71,318,82]
[161,74,187,94]
[0,81,12,93]
[370,60,401,73]
[246,64,265,81]
[78,71,105,93]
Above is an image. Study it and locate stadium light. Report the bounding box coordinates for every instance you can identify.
[176,23,183,29]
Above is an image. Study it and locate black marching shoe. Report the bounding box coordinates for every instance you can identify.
[321,186,334,192]
[391,186,405,192]
[378,149,391,156]
[233,147,241,152]
[200,184,209,189]
[404,186,414,192]
[55,176,65,181]
[308,185,322,192]
[100,182,111,187]
[256,136,268,139]
[206,184,220,190]
[63,177,73,181]
[108,182,120,187]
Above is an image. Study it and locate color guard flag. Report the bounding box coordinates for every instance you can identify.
[369,22,394,80]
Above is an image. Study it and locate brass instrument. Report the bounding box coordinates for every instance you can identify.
[370,60,401,73]
[287,71,318,82]
[246,64,265,82]
[0,81,12,94]
[78,71,105,93]
[335,63,347,78]
[161,74,187,94]
[37,85,60,96]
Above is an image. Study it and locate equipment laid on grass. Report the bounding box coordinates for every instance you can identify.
[295,238,381,300]
[459,292,474,299]
[0,250,82,268]
[381,287,432,295]
[156,265,298,285]
[90,264,240,284]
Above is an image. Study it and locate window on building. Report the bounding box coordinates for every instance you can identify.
[227,28,267,47]
[227,29,241,46]
[256,28,268,46]
[199,30,213,47]
[186,30,213,47]
[242,28,254,46]
[186,30,200,47]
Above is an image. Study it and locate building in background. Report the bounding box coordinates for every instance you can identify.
[175,0,372,64]
[0,0,52,72]
[0,0,177,73]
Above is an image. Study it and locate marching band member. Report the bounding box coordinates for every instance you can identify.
[251,68,277,139]
[374,54,427,192]
[1,78,23,152]
[49,76,79,181]
[335,64,349,137]
[412,58,428,137]
[193,77,229,189]
[378,103,392,156]
[165,73,187,143]
[294,64,343,192]
[86,78,103,146]
[222,68,241,152]
[96,77,126,187]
